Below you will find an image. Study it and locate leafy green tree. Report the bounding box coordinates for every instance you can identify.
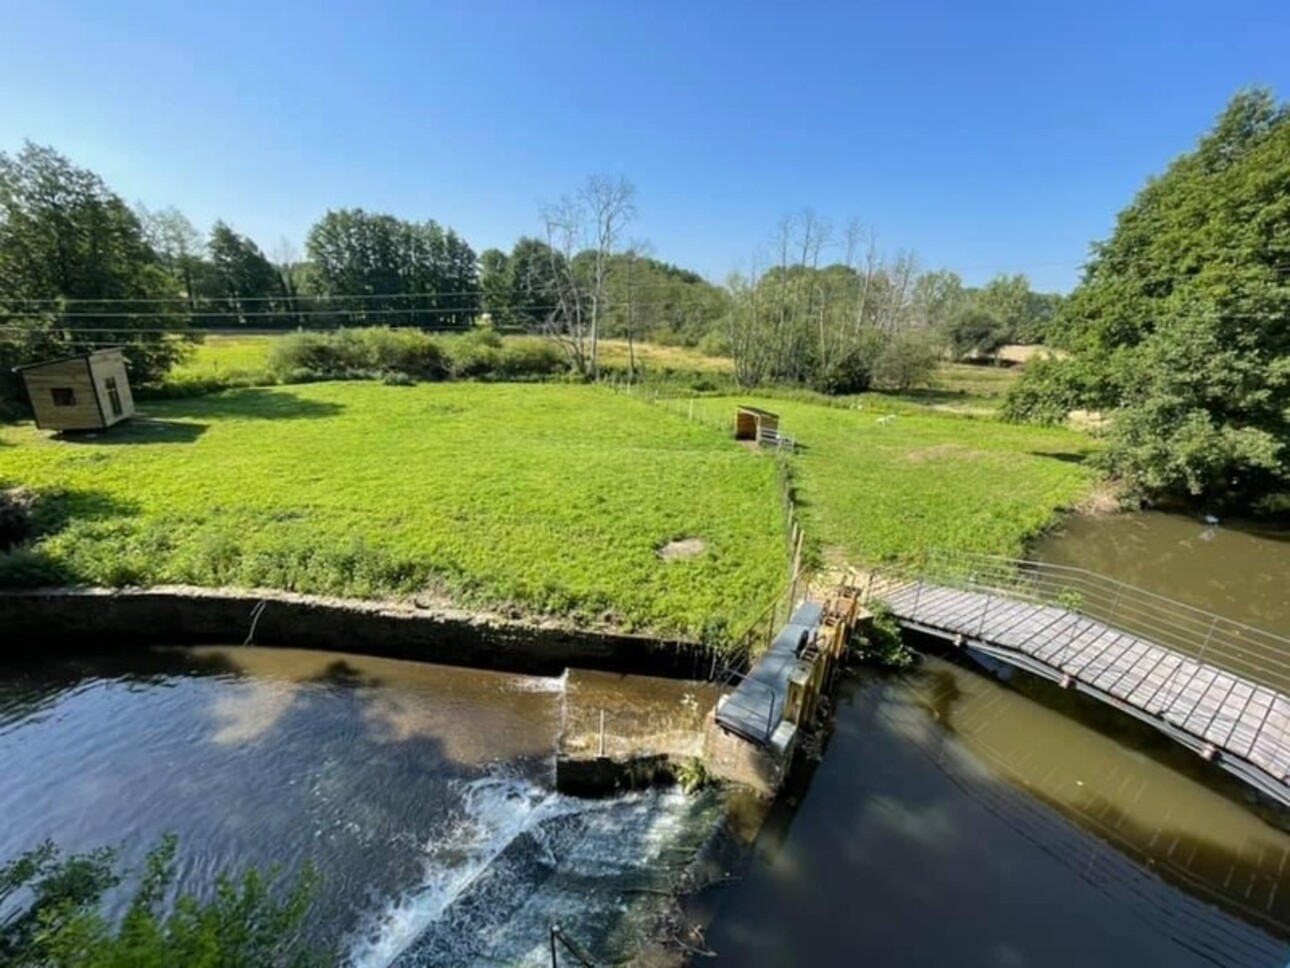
[478,247,512,325]
[0,837,328,967]
[1005,89,1290,505]
[206,221,286,326]
[304,209,478,327]
[0,143,189,406]
[946,308,1009,360]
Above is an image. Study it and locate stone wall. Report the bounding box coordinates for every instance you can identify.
[0,586,723,680]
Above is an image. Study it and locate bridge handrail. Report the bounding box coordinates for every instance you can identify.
[870,549,1290,694]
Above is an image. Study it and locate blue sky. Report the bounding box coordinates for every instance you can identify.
[1,0,1287,292]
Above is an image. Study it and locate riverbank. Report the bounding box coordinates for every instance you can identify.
[0,585,725,679]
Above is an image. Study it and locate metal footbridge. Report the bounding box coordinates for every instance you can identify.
[863,551,1290,806]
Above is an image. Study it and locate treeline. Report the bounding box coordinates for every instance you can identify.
[1,139,1062,414]
[723,213,1062,392]
[1004,89,1290,507]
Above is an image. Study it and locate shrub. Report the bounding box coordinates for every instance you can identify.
[696,330,731,358]
[442,327,503,378]
[268,328,447,382]
[872,332,938,391]
[854,603,917,669]
[0,836,328,966]
[496,337,566,379]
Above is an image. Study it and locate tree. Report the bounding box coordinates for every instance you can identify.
[478,247,511,325]
[537,176,636,378]
[135,203,205,311]
[304,209,478,327]
[0,143,189,409]
[206,221,285,326]
[723,214,943,393]
[946,308,1009,360]
[1004,89,1290,506]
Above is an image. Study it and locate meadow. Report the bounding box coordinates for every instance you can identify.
[0,383,786,640]
[681,394,1097,564]
[2,336,1094,644]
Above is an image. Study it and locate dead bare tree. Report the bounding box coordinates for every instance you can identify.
[536,175,636,379]
[540,195,589,374]
[580,175,637,380]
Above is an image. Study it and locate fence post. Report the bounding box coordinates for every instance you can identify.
[977,588,992,640]
[1199,616,1217,663]
[913,578,925,622]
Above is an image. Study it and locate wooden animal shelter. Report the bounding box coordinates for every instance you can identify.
[734,406,780,442]
[14,348,135,432]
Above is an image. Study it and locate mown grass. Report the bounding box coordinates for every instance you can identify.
[0,383,785,640]
[683,395,1098,563]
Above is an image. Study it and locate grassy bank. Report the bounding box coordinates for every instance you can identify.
[683,395,1098,563]
[0,383,785,640]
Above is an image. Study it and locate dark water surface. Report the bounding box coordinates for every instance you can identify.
[704,659,1290,967]
[1033,510,1290,635]
[0,646,717,966]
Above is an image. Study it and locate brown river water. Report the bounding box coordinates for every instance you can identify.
[1033,510,1290,635]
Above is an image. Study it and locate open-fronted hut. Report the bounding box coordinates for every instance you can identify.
[734,405,779,443]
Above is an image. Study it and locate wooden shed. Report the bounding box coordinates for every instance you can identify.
[14,348,135,432]
[734,405,780,442]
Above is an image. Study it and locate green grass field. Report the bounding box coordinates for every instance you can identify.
[0,383,786,639]
[684,395,1097,563]
[3,344,1096,642]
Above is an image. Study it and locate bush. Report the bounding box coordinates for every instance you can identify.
[0,836,329,967]
[696,330,731,358]
[1000,354,1118,425]
[496,338,566,379]
[268,328,447,382]
[854,603,917,669]
[872,332,938,391]
[442,327,503,378]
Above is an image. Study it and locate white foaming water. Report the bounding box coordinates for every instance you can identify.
[345,773,587,968]
[500,670,568,694]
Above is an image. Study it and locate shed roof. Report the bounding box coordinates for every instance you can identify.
[12,347,126,374]
[736,405,779,418]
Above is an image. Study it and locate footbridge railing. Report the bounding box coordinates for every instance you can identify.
[864,549,1290,696]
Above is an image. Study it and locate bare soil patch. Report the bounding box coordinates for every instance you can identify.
[658,538,706,561]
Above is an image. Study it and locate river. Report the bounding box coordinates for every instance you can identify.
[1033,510,1290,635]
[703,509,1290,966]
[702,658,1290,967]
[0,645,723,966]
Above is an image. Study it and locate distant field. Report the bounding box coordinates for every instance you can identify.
[926,361,1023,408]
[0,383,784,641]
[685,395,1097,563]
[172,333,1023,406]
[169,332,732,386]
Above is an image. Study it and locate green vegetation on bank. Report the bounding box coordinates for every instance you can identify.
[1004,89,1290,508]
[0,836,326,967]
[0,383,785,641]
